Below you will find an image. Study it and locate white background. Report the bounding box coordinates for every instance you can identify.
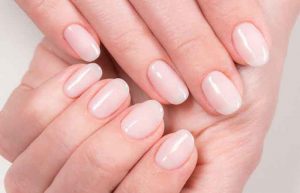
[0,1,299,193]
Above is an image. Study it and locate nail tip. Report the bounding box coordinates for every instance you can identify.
[146,100,164,112]
[115,78,130,92]
[218,100,242,115]
[169,91,189,105]
[89,62,103,74]
[82,50,101,62]
[248,55,269,67]
[250,54,270,67]
[176,129,194,144]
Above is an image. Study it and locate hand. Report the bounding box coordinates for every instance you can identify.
[122,0,300,192]
[0,45,197,193]
[16,0,273,115]
[1,0,299,192]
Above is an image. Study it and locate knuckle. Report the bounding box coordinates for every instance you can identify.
[23,92,44,122]
[16,0,59,17]
[171,35,204,55]
[20,89,47,129]
[110,28,150,54]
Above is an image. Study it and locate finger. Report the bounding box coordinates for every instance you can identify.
[71,0,190,105]
[4,79,130,193]
[45,100,164,193]
[129,0,243,115]
[0,62,102,161]
[180,123,265,193]
[16,0,100,62]
[115,130,197,193]
[0,37,118,162]
[197,0,271,67]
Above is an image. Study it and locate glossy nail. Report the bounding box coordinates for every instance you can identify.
[64,63,102,98]
[121,100,164,139]
[64,24,100,62]
[155,130,194,170]
[202,71,242,115]
[148,60,189,105]
[89,79,129,118]
[233,22,269,67]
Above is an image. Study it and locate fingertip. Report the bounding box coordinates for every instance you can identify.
[64,63,103,98]
[64,24,101,62]
[233,22,270,67]
[155,129,195,170]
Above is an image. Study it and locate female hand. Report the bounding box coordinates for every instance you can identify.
[122,0,300,192]
[1,0,298,192]
[16,0,272,115]
[0,44,197,193]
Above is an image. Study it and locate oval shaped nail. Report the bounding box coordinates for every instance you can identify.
[89,79,129,119]
[121,100,164,139]
[233,22,269,67]
[148,60,189,105]
[64,24,101,62]
[64,63,102,98]
[202,71,242,115]
[155,130,194,170]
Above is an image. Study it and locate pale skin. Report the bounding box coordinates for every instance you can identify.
[16,0,275,115]
[0,0,300,193]
[1,43,198,193]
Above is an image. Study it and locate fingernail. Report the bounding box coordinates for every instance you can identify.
[89,79,129,118]
[121,100,164,139]
[202,71,242,115]
[64,63,102,98]
[233,22,269,67]
[155,130,194,170]
[64,24,100,62]
[148,60,189,105]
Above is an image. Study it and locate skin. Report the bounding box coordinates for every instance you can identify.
[0,0,299,192]
[0,43,197,193]
[15,0,274,114]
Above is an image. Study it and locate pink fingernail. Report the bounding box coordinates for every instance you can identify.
[64,24,100,62]
[89,79,129,119]
[148,60,189,105]
[121,100,164,139]
[202,71,242,115]
[233,22,269,67]
[64,63,102,98]
[155,130,194,170]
